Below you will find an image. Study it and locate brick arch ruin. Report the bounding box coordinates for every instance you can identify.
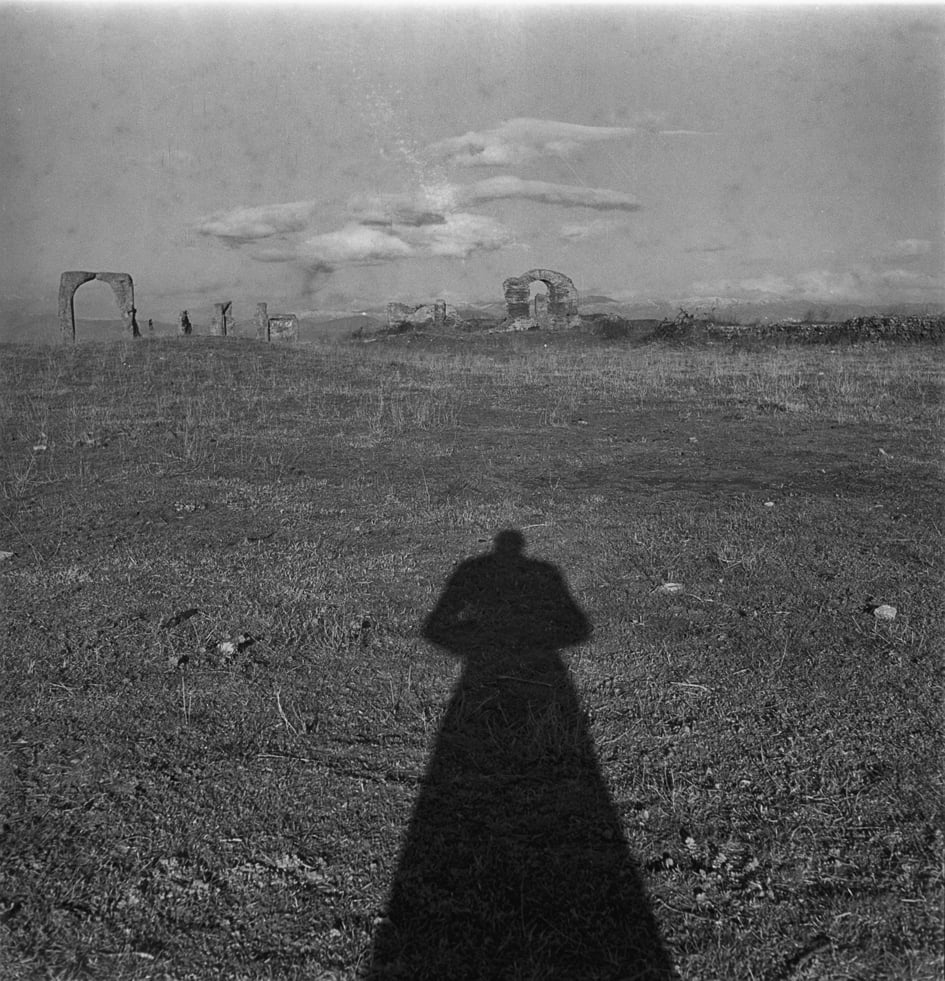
[502,268,580,330]
[58,271,138,342]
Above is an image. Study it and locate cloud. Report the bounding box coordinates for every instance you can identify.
[362,211,447,228]
[413,212,511,258]
[880,239,932,260]
[253,213,510,271]
[738,275,801,296]
[693,270,869,300]
[429,117,712,167]
[196,201,319,242]
[196,185,516,272]
[350,177,640,219]
[793,270,866,298]
[684,242,733,254]
[459,177,641,211]
[195,121,646,277]
[876,268,944,290]
[559,218,635,241]
[289,224,414,268]
[794,265,941,299]
[430,118,636,167]
[348,186,458,225]
[691,274,804,298]
[693,265,945,303]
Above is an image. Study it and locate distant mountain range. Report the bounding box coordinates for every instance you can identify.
[3,296,942,345]
[577,296,945,324]
[349,294,945,326]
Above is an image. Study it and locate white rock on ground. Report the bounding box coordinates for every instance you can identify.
[657,583,684,595]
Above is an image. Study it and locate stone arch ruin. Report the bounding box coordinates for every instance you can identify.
[59,271,138,342]
[502,269,580,330]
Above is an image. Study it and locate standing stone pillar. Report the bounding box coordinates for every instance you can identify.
[179,311,192,336]
[210,301,231,336]
[255,303,269,341]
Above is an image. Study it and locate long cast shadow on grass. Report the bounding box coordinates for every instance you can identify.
[367,530,672,980]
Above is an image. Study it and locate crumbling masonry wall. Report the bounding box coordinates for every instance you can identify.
[253,303,298,341]
[502,269,579,331]
[387,300,459,331]
[657,315,945,344]
[59,271,137,342]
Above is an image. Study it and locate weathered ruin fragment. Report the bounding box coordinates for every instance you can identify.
[210,301,232,336]
[179,311,192,335]
[255,303,269,341]
[58,271,137,342]
[502,269,579,330]
[387,300,460,331]
[268,314,299,341]
[387,303,414,328]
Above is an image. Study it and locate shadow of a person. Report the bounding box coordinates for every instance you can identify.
[367,531,673,980]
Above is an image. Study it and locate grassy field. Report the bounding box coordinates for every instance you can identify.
[1,331,942,980]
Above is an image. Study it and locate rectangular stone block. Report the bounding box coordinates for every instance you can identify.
[268,314,299,341]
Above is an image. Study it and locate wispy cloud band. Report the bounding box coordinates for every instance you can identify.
[195,201,319,241]
[251,213,510,271]
[429,116,714,167]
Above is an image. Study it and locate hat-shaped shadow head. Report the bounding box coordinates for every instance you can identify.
[423,528,589,653]
[493,529,525,556]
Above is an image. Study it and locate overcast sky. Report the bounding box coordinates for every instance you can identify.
[1,3,943,321]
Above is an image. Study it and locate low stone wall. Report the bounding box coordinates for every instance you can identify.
[656,316,945,344]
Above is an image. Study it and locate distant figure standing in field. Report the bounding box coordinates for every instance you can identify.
[179,310,192,336]
[368,530,672,979]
